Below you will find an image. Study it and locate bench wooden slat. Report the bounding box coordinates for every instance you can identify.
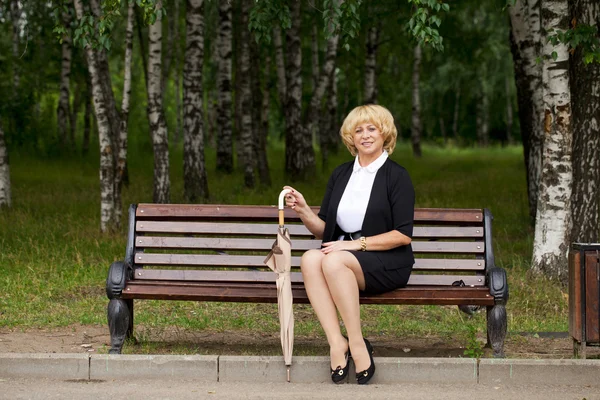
[135,221,484,239]
[135,239,484,254]
[136,204,484,224]
[133,269,485,286]
[134,254,485,270]
[122,281,494,305]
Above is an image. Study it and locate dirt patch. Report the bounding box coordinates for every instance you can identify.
[1,325,600,359]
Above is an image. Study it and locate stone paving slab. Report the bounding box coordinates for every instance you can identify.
[479,358,600,386]
[0,353,89,380]
[89,354,218,381]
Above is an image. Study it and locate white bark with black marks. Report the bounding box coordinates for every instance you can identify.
[10,0,20,94]
[239,0,255,188]
[532,0,572,283]
[148,0,171,203]
[0,123,10,208]
[364,25,379,104]
[183,0,208,201]
[57,10,73,149]
[569,0,600,243]
[216,0,233,172]
[509,0,544,224]
[74,0,116,232]
[174,0,183,143]
[411,44,422,157]
[273,26,287,108]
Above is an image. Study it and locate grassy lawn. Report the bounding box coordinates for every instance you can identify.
[0,143,568,351]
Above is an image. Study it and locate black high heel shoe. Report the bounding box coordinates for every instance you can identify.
[331,336,351,384]
[356,338,375,385]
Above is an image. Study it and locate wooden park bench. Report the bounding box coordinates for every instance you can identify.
[106,203,509,357]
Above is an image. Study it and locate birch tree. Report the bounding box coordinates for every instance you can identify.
[364,25,380,104]
[0,123,10,208]
[216,0,233,172]
[10,0,20,94]
[508,0,544,224]
[183,0,208,201]
[57,9,73,149]
[531,0,573,283]
[569,0,600,243]
[411,44,422,158]
[238,0,255,188]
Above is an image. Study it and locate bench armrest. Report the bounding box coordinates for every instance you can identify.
[106,261,133,299]
[487,267,509,305]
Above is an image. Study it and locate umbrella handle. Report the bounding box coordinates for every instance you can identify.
[278,189,292,227]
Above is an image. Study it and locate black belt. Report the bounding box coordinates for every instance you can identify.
[342,231,362,241]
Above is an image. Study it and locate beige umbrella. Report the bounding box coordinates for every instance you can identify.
[264,188,294,382]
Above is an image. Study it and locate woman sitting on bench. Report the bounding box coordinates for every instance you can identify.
[284,104,415,385]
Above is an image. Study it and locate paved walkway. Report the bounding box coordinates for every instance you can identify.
[2,378,599,400]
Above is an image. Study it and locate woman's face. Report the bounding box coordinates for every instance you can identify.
[353,122,384,159]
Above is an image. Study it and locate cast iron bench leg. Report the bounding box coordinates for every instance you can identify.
[486,304,507,357]
[107,298,134,354]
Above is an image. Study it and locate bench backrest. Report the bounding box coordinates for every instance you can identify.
[125,204,495,287]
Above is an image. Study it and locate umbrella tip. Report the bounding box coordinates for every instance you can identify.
[287,367,290,383]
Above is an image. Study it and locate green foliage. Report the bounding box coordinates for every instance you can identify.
[463,323,484,359]
[248,0,291,44]
[548,23,600,64]
[407,0,450,51]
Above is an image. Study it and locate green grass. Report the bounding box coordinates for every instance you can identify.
[0,143,568,350]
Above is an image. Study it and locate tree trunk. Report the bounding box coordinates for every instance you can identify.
[10,0,20,94]
[148,0,171,203]
[411,44,422,157]
[238,0,255,188]
[82,76,92,155]
[216,0,233,172]
[569,0,600,243]
[322,67,339,168]
[74,0,117,233]
[162,0,175,96]
[285,0,315,180]
[174,0,183,144]
[182,0,208,201]
[531,0,573,283]
[114,1,135,226]
[452,87,460,139]
[476,89,489,147]
[57,10,73,150]
[0,122,10,208]
[252,42,270,186]
[273,26,287,109]
[311,24,320,142]
[505,75,515,145]
[364,25,379,104]
[509,0,544,225]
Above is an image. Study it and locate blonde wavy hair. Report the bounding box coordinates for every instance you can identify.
[340,104,398,156]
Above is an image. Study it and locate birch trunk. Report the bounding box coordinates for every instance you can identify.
[252,42,270,186]
[505,75,514,145]
[509,0,544,224]
[322,67,339,168]
[569,0,600,243]
[311,24,320,142]
[183,0,208,201]
[532,0,573,283]
[57,10,73,149]
[452,87,460,139]
[411,44,422,158]
[74,0,116,233]
[364,26,379,104]
[238,0,255,187]
[259,54,272,186]
[10,0,20,94]
[114,1,135,225]
[216,0,233,172]
[0,123,10,208]
[285,0,315,180]
[148,1,171,203]
[174,0,183,143]
[273,26,287,108]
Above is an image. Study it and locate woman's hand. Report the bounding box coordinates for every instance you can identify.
[283,185,308,212]
[320,240,361,254]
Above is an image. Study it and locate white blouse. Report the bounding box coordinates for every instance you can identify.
[336,150,389,236]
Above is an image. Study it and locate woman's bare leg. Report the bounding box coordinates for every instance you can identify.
[321,251,371,372]
[301,250,349,369]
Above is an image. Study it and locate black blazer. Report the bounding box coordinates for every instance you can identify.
[318,158,415,269]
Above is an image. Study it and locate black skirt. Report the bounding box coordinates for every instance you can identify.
[347,250,412,295]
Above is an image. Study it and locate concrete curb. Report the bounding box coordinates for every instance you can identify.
[1,354,600,386]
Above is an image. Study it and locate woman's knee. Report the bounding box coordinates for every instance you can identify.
[321,252,347,277]
[300,249,325,274]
